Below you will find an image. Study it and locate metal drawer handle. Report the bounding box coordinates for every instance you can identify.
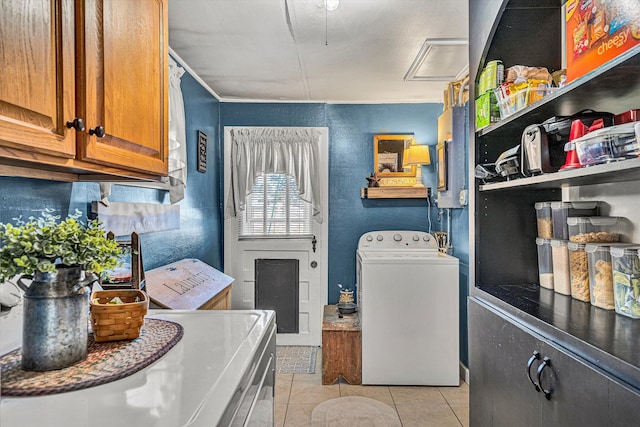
[526,350,541,392]
[536,356,552,400]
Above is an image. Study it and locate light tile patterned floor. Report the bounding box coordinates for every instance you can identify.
[275,348,469,427]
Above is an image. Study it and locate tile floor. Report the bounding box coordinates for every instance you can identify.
[275,348,469,426]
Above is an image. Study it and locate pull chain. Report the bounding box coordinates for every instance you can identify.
[325,2,328,46]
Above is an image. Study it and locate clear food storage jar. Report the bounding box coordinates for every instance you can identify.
[567,217,621,243]
[550,239,571,295]
[536,238,554,289]
[567,242,590,302]
[551,201,601,240]
[535,202,554,239]
[585,243,634,310]
[574,122,639,166]
[610,246,640,319]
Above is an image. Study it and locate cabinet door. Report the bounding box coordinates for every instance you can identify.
[469,298,543,426]
[609,378,640,424]
[77,0,168,175]
[471,298,629,427]
[0,0,76,157]
[538,341,609,426]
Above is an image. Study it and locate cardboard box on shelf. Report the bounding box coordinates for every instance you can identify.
[443,77,469,110]
[475,91,500,130]
[566,0,640,82]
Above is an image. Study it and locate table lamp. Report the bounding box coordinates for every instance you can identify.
[405,144,430,187]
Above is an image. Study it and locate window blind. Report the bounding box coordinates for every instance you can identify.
[239,174,312,237]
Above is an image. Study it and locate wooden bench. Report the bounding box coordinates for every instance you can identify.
[322,305,362,385]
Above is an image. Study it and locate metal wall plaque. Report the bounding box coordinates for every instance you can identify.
[197,130,207,173]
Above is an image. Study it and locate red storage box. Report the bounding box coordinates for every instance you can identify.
[614,109,640,125]
[565,0,640,83]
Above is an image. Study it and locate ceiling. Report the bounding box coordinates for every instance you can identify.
[168,0,469,104]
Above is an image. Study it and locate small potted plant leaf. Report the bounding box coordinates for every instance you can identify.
[0,209,123,371]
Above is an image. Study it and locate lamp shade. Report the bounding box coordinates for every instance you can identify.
[405,144,431,165]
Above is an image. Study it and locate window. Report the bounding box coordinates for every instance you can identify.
[239,173,312,237]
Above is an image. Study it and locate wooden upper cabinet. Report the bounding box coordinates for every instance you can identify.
[76,0,168,176]
[0,0,77,158]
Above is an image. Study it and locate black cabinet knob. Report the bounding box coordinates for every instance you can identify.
[89,126,106,138]
[66,118,85,131]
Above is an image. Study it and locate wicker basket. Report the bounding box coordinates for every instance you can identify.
[90,290,148,342]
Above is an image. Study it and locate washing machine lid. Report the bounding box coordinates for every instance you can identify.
[358,250,458,264]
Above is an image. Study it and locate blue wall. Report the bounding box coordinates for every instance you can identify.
[325,104,444,301]
[0,62,222,272]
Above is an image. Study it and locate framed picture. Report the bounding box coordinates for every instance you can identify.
[103,244,133,284]
[101,232,145,290]
[373,134,416,178]
[197,130,207,173]
[437,141,448,191]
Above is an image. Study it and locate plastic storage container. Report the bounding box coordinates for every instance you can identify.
[567,217,622,243]
[551,201,601,240]
[550,239,571,295]
[567,242,590,302]
[536,238,554,289]
[574,122,639,166]
[494,86,555,119]
[611,246,640,319]
[535,202,554,239]
[585,243,634,310]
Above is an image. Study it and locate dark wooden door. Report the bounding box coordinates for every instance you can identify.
[537,340,609,426]
[470,298,543,427]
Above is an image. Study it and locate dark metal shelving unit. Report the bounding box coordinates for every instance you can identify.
[469,1,640,423]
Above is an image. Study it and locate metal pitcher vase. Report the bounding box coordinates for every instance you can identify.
[17,266,97,371]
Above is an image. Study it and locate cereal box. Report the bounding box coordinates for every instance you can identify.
[566,0,640,82]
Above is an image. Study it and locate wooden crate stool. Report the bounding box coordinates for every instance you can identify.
[322,305,362,385]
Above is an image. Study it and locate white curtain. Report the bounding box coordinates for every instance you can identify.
[168,57,187,203]
[226,127,322,222]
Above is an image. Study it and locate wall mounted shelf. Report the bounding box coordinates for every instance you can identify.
[360,187,430,199]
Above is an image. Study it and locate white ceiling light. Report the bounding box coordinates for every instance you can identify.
[326,0,339,11]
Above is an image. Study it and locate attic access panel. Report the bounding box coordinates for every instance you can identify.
[405,38,469,82]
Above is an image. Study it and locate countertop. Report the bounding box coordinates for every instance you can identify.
[0,306,275,426]
[474,284,640,391]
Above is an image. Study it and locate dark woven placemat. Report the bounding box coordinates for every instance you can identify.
[1,318,183,397]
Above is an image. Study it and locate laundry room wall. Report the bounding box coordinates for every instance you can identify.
[452,109,470,368]
[220,101,471,368]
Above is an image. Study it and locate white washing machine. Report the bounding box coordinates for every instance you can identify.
[356,230,459,386]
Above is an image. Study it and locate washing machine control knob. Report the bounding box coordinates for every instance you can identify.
[376,235,384,241]
[423,235,430,242]
[393,234,402,242]
[366,235,373,242]
[413,235,420,241]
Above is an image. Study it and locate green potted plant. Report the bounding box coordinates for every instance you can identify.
[0,209,123,371]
